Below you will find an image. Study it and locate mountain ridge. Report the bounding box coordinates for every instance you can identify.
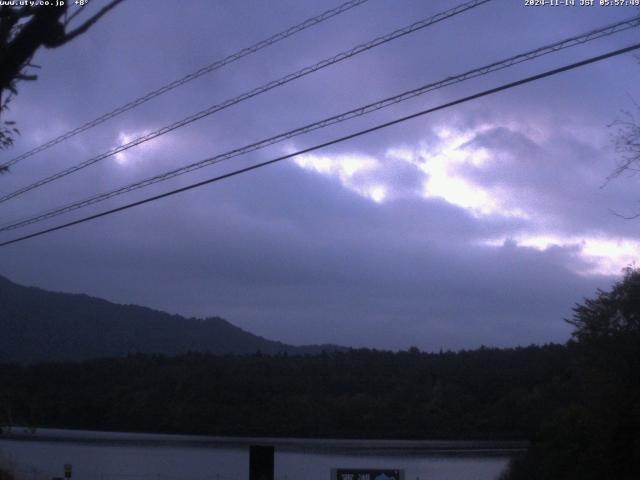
[0,274,344,363]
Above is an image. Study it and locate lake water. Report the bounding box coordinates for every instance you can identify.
[0,428,522,480]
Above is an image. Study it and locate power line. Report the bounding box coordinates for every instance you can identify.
[0,0,492,204]
[2,15,638,233]
[0,0,371,170]
[2,41,638,248]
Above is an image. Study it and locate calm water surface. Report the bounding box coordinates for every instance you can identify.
[0,429,519,480]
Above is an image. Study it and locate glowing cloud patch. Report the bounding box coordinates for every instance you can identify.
[415,125,526,218]
[482,234,640,276]
[114,133,134,164]
[290,123,527,213]
[294,152,389,203]
[113,130,158,165]
[367,185,387,203]
[294,153,378,180]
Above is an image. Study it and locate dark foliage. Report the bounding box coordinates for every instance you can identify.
[502,268,640,480]
[0,467,13,480]
[0,345,570,440]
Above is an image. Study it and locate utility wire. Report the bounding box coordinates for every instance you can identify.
[0,0,492,204]
[2,15,638,233]
[2,41,639,248]
[0,0,371,170]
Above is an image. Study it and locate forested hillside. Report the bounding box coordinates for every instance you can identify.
[0,275,339,362]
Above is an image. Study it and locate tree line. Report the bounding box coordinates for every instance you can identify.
[0,344,571,440]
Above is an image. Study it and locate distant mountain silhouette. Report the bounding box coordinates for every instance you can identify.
[0,274,342,363]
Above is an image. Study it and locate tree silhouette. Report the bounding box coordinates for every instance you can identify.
[503,267,640,480]
[568,266,640,341]
[0,1,124,170]
[608,105,640,215]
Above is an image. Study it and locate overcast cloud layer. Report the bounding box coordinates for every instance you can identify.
[1,0,639,350]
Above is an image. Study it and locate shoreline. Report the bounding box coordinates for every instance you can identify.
[0,427,527,456]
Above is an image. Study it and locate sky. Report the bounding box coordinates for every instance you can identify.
[0,0,639,351]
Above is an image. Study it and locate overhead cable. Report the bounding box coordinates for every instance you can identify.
[2,41,639,247]
[0,0,371,169]
[0,0,492,203]
[2,15,638,233]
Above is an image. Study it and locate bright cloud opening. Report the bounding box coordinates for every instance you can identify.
[290,124,530,215]
[415,125,528,218]
[483,234,640,276]
[294,153,378,180]
[294,152,391,203]
[114,130,157,165]
[367,185,387,203]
